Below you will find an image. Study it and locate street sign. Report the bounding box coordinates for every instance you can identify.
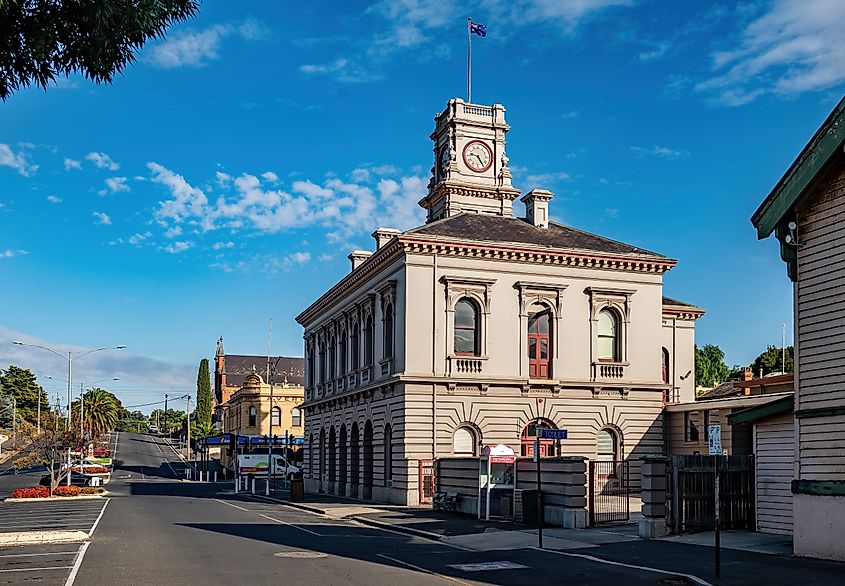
[539,429,568,440]
[708,424,722,455]
[0,434,7,457]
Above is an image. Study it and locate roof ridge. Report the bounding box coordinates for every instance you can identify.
[547,220,665,258]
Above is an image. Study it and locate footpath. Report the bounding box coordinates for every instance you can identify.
[249,491,845,586]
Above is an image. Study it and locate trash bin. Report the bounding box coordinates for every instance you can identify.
[290,478,304,501]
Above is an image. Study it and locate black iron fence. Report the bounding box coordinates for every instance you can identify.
[589,460,630,525]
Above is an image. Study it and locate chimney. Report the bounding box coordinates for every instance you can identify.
[348,250,372,271]
[520,189,554,229]
[372,227,402,250]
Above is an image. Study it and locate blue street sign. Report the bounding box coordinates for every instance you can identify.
[539,429,568,440]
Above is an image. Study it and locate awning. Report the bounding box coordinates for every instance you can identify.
[727,395,794,425]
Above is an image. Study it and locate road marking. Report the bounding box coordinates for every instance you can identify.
[87,498,110,537]
[259,514,323,536]
[0,566,75,573]
[275,551,328,558]
[534,548,714,586]
[377,554,473,586]
[152,436,180,479]
[448,561,528,572]
[213,498,249,512]
[0,551,78,558]
[64,542,89,586]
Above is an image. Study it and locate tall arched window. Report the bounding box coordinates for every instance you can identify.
[365,315,374,366]
[339,329,348,376]
[307,343,314,388]
[291,408,302,427]
[528,308,552,379]
[452,426,477,456]
[454,298,480,356]
[662,347,670,384]
[520,418,558,457]
[384,423,393,486]
[351,323,360,371]
[328,335,336,380]
[271,406,281,427]
[383,303,394,359]
[596,428,619,461]
[318,340,327,383]
[597,308,620,362]
[248,406,257,427]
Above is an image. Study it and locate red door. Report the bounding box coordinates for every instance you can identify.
[528,311,551,379]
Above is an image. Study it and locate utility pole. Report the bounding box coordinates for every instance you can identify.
[37,390,41,435]
[11,397,16,445]
[80,382,84,437]
[267,319,274,495]
[164,394,169,438]
[185,395,191,461]
[782,323,786,374]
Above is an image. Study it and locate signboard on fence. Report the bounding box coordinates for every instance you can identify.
[708,424,722,455]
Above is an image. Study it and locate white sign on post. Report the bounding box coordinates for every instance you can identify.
[708,424,722,455]
[0,434,8,457]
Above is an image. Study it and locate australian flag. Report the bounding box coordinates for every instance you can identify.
[469,21,487,37]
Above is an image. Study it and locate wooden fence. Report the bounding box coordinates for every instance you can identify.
[667,454,755,534]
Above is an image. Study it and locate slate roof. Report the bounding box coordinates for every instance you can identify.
[662,296,697,307]
[697,381,740,400]
[223,355,304,387]
[404,214,666,258]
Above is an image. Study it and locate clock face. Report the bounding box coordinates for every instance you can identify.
[463,140,492,172]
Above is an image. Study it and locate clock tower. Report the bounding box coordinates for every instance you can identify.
[419,98,520,222]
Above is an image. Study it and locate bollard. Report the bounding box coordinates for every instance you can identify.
[251,477,256,494]
[265,477,270,496]
[215,471,218,483]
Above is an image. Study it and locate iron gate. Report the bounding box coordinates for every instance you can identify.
[588,460,630,525]
[419,459,435,504]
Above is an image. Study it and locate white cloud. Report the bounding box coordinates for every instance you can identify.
[261,171,279,183]
[523,171,572,186]
[0,143,38,176]
[99,176,130,195]
[149,162,210,226]
[164,241,193,254]
[605,207,619,219]
[287,251,311,265]
[92,211,112,225]
[86,152,119,170]
[639,41,670,62]
[698,0,845,105]
[164,226,183,239]
[0,249,28,258]
[146,20,266,69]
[63,158,82,170]
[210,250,312,274]
[630,145,688,160]
[128,231,152,245]
[212,241,234,250]
[46,195,62,203]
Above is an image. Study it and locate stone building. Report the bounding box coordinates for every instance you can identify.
[751,96,845,561]
[297,98,702,505]
[212,336,304,425]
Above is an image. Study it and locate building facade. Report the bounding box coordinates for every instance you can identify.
[212,336,304,425]
[297,98,702,505]
[751,96,845,561]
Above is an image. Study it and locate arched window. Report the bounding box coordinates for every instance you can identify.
[248,406,257,427]
[384,423,393,486]
[271,406,281,427]
[307,343,314,388]
[365,315,374,366]
[596,428,619,461]
[520,418,558,457]
[328,335,336,380]
[383,303,394,359]
[291,408,302,427]
[452,426,477,456]
[597,308,620,362]
[662,347,670,384]
[309,433,314,477]
[339,329,347,376]
[318,340,327,383]
[351,323,360,371]
[528,308,552,379]
[454,298,480,355]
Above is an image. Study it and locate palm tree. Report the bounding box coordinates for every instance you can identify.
[82,388,120,437]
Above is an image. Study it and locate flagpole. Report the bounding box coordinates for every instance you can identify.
[467,18,472,103]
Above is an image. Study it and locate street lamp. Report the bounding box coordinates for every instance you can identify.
[12,341,126,485]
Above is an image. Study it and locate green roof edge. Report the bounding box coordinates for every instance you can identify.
[727,395,794,426]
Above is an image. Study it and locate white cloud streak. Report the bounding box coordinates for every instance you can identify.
[146,19,267,69]
[86,152,120,170]
[93,211,112,225]
[0,144,38,176]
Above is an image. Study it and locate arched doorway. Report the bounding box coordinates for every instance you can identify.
[363,420,374,500]
[520,418,559,457]
[319,427,326,493]
[328,426,337,494]
[339,424,348,496]
[350,422,360,492]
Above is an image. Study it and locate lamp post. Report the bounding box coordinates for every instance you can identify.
[13,342,126,485]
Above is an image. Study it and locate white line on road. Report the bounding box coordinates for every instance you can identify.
[259,514,323,536]
[377,554,473,586]
[534,548,714,586]
[0,551,78,558]
[64,541,89,586]
[0,566,75,573]
[212,498,249,512]
[87,498,110,537]
[152,436,180,479]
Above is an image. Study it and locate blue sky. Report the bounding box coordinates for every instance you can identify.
[1,0,843,411]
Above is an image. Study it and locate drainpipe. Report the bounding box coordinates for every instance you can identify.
[432,253,438,459]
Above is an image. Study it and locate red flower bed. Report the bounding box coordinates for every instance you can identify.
[70,466,109,474]
[54,486,81,497]
[12,487,50,499]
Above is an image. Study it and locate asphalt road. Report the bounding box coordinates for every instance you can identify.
[71,433,690,586]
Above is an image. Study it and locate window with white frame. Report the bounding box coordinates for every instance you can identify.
[248,405,257,427]
[452,426,477,456]
[454,298,480,356]
[597,308,621,362]
[271,406,281,427]
[291,407,302,427]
